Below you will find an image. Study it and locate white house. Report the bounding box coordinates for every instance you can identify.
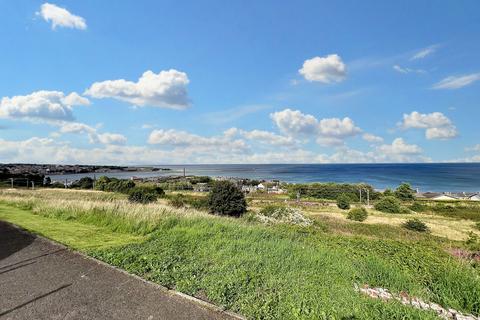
[468,194,480,201]
[257,183,266,191]
[432,194,458,201]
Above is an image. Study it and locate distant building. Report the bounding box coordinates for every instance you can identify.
[257,183,266,191]
[467,194,480,201]
[193,183,210,192]
[242,185,258,193]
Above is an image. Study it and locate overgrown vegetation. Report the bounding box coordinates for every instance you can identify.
[287,182,379,201]
[347,207,368,222]
[1,188,480,319]
[394,183,415,201]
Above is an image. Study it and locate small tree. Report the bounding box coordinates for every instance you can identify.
[394,183,415,201]
[383,188,394,197]
[374,196,402,213]
[207,181,246,217]
[336,194,351,210]
[347,207,368,222]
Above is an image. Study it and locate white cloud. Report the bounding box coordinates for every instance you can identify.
[38,3,87,30]
[362,133,384,143]
[465,144,480,152]
[147,129,248,153]
[393,65,425,74]
[299,54,347,83]
[96,133,127,145]
[377,138,423,162]
[236,129,295,147]
[401,111,458,140]
[0,90,89,122]
[432,73,480,90]
[58,122,126,145]
[410,45,437,60]
[85,69,190,109]
[270,108,318,136]
[270,108,362,146]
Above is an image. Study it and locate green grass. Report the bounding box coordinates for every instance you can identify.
[1,192,480,319]
[0,204,144,250]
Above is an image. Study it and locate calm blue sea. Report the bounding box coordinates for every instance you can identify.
[48,163,480,192]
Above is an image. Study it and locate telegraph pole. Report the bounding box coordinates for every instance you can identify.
[359,188,362,203]
[31,181,35,190]
[366,189,370,206]
[10,178,13,189]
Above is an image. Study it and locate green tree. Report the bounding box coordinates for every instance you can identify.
[394,183,415,201]
[336,194,351,210]
[374,196,402,213]
[207,181,246,217]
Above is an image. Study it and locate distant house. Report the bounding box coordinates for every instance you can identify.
[242,185,258,193]
[417,192,458,201]
[257,183,266,191]
[267,185,286,194]
[468,194,480,201]
[193,183,210,192]
[432,194,458,201]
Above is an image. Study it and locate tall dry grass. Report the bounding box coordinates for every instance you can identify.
[0,189,210,235]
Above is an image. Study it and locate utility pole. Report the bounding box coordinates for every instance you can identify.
[10,178,13,189]
[31,181,34,190]
[65,179,68,189]
[26,178,29,189]
[359,188,362,203]
[366,189,370,206]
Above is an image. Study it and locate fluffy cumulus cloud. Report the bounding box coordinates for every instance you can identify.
[270,108,362,146]
[270,108,318,136]
[432,73,480,90]
[299,54,347,83]
[58,122,126,145]
[378,138,422,155]
[362,133,383,143]
[85,69,190,109]
[401,111,458,140]
[225,128,295,147]
[147,129,248,153]
[0,90,89,122]
[38,3,87,30]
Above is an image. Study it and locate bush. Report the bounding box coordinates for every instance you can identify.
[475,222,480,231]
[394,183,415,201]
[287,182,379,201]
[128,187,157,204]
[207,181,246,217]
[383,188,394,197]
[402,218,429,232]
[72,177,94,189]
[95,176,136,194]
[409,201,428,212]
[257,205,312,226]
[374,196,402,213]
[336,194,351,210]
[167,193,209,210]
[347,207,368,222]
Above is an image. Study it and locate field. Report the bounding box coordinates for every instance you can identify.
[1,188,479,319]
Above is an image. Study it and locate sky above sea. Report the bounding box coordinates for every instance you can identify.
[1,1,479,165]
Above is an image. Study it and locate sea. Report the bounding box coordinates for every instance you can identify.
[47,163,480,193]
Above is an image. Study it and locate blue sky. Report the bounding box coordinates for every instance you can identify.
[0,0,479,164]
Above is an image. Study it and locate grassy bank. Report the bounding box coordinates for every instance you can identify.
[1,189,479,319]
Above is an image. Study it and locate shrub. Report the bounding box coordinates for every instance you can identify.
[409,201,428,212]
[128,187,157,204]
[475,222,480,231]
[72,177,94,189]
[402,218,429,232]
[336,194,351,210]
[95,176,136,193]
[466,232,480,251]
[394,183,415,201]
[383,188,394,197]
[207,181,246,217]
[374,196,402,213]
[347,207,368,222]
[167,193,209,210]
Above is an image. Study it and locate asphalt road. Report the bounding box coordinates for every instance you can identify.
[0,221,240,320]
